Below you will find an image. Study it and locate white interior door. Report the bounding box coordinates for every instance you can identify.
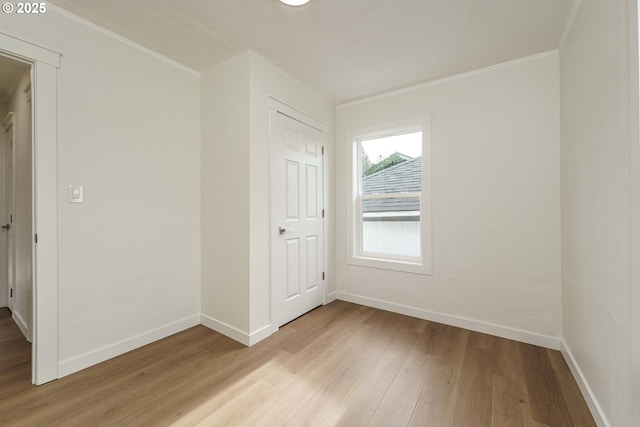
[271,110,325,328]
[3,119,15,312]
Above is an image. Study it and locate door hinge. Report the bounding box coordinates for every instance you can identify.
[34,234,38,244]
[10,288,12,298]
[321,146,325,155]
[322,272,325,280]
[10,214,12,223]
[322,209,325,218]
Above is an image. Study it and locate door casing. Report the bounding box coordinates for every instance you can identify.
[3,115,15,314]
[0,33,60,385]
[268,97,329,332]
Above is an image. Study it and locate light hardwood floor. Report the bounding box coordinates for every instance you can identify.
[0,302,595,426]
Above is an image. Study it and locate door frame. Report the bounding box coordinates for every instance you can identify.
[0,31,60,385]
[3,113,15,314]
[0,115,5,309]
[267,97,329,332]
[630,0,640,402]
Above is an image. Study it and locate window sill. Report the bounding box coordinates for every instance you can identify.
[347,255,432,275]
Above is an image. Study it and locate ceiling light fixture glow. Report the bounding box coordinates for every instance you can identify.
[279,0,311,6]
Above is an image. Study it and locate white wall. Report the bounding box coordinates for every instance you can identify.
[336,53,562,342]
[560,0,639,424]
[6,69,32,340]
[200,51,334,342]
[200,53,251,333]
[0,9,201,373]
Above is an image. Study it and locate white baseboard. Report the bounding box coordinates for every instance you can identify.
[58,314,200,378]
[325,291,337,304]
[200,314,250,345]
[337,291,562,350]
[200,314,273,347]
[248,324,273,346]
[561,341,610,427]
[12,309,30,343]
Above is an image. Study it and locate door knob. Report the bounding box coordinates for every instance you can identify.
[279,227,286,235]
[1,224,9,231]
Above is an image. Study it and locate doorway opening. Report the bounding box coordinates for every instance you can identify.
[0,54,33,383]
[0,32,60,385]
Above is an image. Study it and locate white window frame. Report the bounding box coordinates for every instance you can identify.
[346,116,432,275]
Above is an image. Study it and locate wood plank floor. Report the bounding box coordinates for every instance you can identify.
[0,308,31,386]
[0,302,595,426]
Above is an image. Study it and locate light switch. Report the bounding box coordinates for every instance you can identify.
[68,185,84,203]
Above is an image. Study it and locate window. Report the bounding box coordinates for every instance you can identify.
[347,117,431,274]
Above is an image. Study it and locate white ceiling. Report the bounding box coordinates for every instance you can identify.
[0,57,29,102]
[48,0,575,104]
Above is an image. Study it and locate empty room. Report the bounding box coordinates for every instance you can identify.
[0,0,638,426]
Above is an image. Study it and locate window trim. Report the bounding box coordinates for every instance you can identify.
[346,116,432,275]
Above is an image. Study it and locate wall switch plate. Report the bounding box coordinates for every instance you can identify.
[68,185,84,203]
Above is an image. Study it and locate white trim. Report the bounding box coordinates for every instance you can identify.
[2,111,15,126]
[266,97,330,133]
[248,324,273,346]
[31,60,59,385]
[200,314,272,346]
[325,291,337,304]
[58,315,200,378]
[560,341,611,427]
[346,116,432,275]
[47,4,199,77]
[559,0,582,49]
[0,32,60,68]
[12,310,29,342]
[200,314,249,345]
[322,124,330,310]
[3,113,15,316]
[337,291,562,350]
[347,256,427,275]
[363,211,420,218]
[629,0,640,411]
[0,34,61,386]
[336,50,559,109]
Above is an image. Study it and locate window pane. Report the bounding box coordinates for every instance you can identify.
[362,197,420,257]
[361,131,422,181]
[360,131,422,258]
[362,196,420,213]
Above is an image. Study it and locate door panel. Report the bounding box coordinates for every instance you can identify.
[286,238,300,300]
[306,165,318,218]
[306,236,318,291]
[272,111,324,328]
[286,161,299,219]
